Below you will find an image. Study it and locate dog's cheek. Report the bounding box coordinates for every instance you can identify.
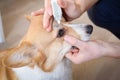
[41,41,71,72]
[33,50,46,68]
[41,61,56,72]
[40,40,62,72]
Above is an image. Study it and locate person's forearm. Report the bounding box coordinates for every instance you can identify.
[76,0,98,13]
[108,42,120,58]
[102,41,120,58]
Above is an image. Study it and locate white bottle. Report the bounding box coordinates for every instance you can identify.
[51,0,62,24]
[0,11,5,43]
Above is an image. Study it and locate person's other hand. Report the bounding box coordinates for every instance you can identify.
[31,0,81,32]
[64,35,107,64]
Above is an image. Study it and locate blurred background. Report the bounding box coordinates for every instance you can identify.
[0,0,120,80]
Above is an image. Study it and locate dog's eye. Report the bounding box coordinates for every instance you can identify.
[57,28,65,38]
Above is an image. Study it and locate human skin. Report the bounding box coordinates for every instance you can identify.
[64,35,120,64]
[31,0,120,64]
[32,0,98,31]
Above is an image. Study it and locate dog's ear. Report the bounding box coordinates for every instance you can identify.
[0,42,46,68]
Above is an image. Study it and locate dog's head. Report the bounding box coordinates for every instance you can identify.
[0,15,93,72]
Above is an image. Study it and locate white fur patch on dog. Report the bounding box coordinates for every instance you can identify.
[63,23,91,41]
[13,59,72,80]
[13,66,39,80]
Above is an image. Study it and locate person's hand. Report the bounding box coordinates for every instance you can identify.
[64,35,108,64]
[31,0,81,32]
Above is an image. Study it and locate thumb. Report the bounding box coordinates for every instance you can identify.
[65,53,74,61]
[65,53,80,64]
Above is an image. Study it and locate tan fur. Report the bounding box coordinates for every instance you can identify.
[0,67,18,80]
[0,15,82,80]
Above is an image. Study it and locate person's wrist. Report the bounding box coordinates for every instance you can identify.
[106,42,120,58]
[94,40,111,57]
[99,41,116,58]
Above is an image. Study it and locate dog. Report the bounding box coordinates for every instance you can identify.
[0,15,93,80]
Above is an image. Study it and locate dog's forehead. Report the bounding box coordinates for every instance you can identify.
[26,15,90,43]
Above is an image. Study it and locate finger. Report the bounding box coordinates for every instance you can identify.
[57,0,67,8]
[46,17,53,32]
[65,52,74,60]
[45,0,53,16]
[43,11,52,28]
[71,48,79,53]
[64,35,85,48]
[65,53,80,64]
[66,52,88,64]
[31,8,44,16]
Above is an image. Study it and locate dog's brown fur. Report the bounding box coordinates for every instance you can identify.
[0,15,82,80]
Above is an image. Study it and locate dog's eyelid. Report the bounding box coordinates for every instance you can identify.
[57,28,66,38]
